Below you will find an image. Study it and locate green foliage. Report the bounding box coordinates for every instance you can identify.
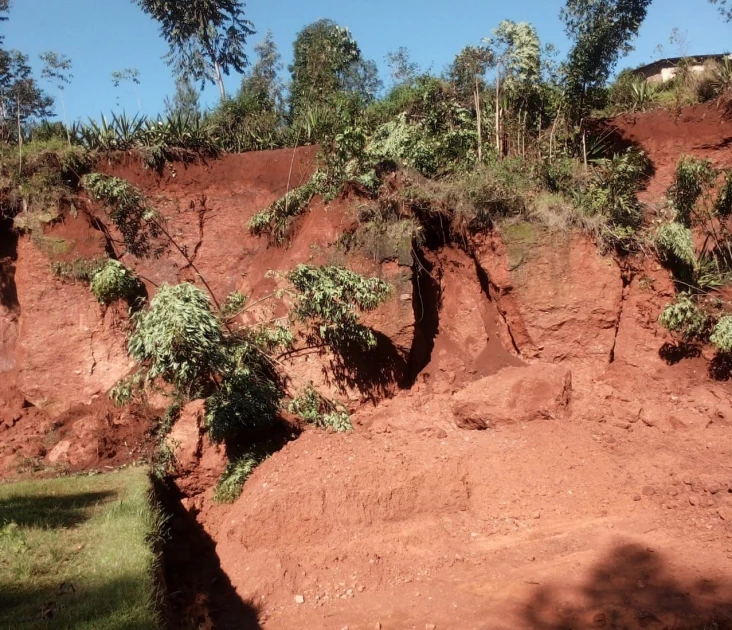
[51,256,107,283]
[203,333,284,442]
[609,70,657,112]
[289,385,352,432]
[287,264,391,350]
[220,290,248,319]
[214,444,273,503]
[164,75,201,120]
[134,0,254,99]
[248,171,324,244]
[715,171,732,218]
[710,316,732,353]
[577,148,648,249]
[0,49,54,139]
[128,283,223,392]
[659,293,710,341]
[561,0,653,119]
[288,19,378,119]
[655,222,696,268]
[90,259,141,305]
[667,156,717,227]
[82,173,161,257]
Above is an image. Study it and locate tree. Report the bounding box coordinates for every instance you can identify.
[448,45,492,160]
[0,50,53,168]
[0,0,9,45]
[561,0,652,119]
[239,29,283,112]
[386,47,420,87]
[112,68,142,111]
[710,0,732,21]
[288,19,369,119]
[133,0,255,101]
[40,51,73,144]
[484,20,541,154]
[164,74,201,119]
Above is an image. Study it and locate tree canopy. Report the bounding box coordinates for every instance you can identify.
[561,0,652,118]
[134,0,255,100]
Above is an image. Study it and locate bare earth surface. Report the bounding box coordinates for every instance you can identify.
[2,106,732,629]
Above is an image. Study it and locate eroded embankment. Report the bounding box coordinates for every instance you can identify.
[4,105,732,629]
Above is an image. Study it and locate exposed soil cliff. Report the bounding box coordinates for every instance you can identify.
[3,105,732,629]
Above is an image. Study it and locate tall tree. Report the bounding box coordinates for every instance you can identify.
[134,0,255,101]
[386,47,420,87]
[561,0,652,119]
[484,20,541,154]
[239,30,283,112]
[40,51,73,144]
[288,19,372,118]
[448,45,493,160]
[164,75,201,119]
[0,50,53,168]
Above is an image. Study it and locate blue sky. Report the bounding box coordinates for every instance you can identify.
[4,0,731,121]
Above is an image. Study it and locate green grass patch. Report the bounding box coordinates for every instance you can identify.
[0,467,163,629]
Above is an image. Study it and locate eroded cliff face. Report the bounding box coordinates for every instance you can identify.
[4,108,732,629]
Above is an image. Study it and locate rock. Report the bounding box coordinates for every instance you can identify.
[642,486,656,496]
[294,594,305,604]
[718,507,732,521]
[452,364,572,430]
[689,495,699,506]
[426,625,437,630]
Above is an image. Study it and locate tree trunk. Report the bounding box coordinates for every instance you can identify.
[495,64,501,156]
[215,61,226,101]
[17,98,22,175]
[475,75,482,162]
[60,93,70,146]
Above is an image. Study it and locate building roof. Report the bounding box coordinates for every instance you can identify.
[634,54,730,77]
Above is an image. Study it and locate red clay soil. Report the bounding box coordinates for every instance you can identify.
[3,108,732,629]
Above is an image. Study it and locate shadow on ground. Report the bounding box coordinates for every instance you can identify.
[522,541,732,629]
[0,491,117,529]
[155,479,262,630]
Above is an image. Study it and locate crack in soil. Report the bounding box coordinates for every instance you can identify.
[609,271,634,364]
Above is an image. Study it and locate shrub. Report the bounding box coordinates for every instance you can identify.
[128,283,223,392]
[214,452,269,503]
[287,264,391,350]
[655,222,696,268]
[710,316,732,354]
[248,171,325,245]
[288,385,352,432]
[82,173,161,257]
[90,259,141,305]
[51,257,107,283]
[667,156,717,226]
[715,172,732,218]
[204,337,283,442]
[658,293,710,341]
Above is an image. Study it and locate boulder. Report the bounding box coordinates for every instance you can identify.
[451,363,572,430]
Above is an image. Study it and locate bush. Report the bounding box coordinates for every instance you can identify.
[655,222,696,268]
[82,173,161,257]
[658,293,710,341]
[90,259,141,305]
[667,156,716,226]
[51,257,107,283]
[710,316,732,354]
[248,172,324,245]
[128,283,223,392]
[287,264,391,350]
[204,337,283,442]
[214,450,270,503]
[288,385,352,432]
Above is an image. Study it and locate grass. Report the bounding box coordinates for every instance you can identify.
[0,467,163,630]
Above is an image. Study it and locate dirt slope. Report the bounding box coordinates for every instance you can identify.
[1,105,732,629]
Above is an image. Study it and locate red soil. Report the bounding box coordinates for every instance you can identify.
[2,106,732,629]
